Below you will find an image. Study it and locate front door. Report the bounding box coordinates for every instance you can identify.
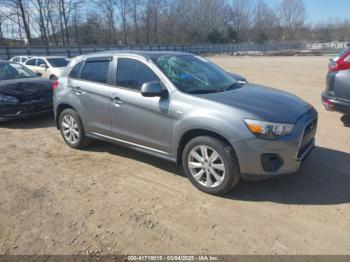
[110,57,172,154]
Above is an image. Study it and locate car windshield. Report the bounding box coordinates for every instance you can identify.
[152,55,241,94]
[47,58,69,67]
[0,63,37,80]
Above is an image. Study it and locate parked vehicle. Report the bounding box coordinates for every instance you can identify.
[24,56,69,80]
[0,60,53,121]
[54,51,317,195]
[9,56,33,65]
[322,46,350,115]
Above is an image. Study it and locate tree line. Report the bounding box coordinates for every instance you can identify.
[0,0,349,46]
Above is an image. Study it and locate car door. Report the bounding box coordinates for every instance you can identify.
[36,58,50,78]
[68,57,113,135]
[110,57,173,154]
[25,58,37,72]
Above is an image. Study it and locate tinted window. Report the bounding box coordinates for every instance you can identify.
[47,58,69,67]
[116,58,159,91]
[69,62,83,78]
[26,58,36,66]
[80,61,110,84]
[37,59,47,67]
[0,62,36,80]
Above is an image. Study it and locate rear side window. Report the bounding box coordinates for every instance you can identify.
[26,58,36,66]
[69,62,83,78]
[80,61,110,84]
[12,57,20,62]
[116,58,159,91]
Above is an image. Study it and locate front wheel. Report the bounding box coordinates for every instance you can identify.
[59,109,90,149]
[182,136,240,195]
[50,75,57,80]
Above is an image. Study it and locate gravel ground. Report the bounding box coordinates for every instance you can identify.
[0,56,349,255]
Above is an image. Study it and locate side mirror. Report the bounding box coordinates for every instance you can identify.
[141,81,163,97]
[39,64,48,69]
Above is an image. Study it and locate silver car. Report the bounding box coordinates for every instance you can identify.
[53,51,317,195]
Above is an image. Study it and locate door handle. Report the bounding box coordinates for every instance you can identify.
[111,96,123,105]
[73,86,83,94]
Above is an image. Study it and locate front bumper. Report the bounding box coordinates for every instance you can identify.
[321,92,350,114]
[232,108,318,177]
[0,99,53,121]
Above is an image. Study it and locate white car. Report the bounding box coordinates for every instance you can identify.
[24,56,70,80]
[9,56,33,65]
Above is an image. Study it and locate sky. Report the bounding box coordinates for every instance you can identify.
[266,0,349,24]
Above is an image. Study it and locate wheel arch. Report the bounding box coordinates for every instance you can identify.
[176,129,236,166]
[55,103,77,129]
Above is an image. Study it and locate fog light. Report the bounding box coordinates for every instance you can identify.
[261,154,284,172]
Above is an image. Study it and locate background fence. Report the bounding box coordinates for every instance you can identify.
[0,42,347,60]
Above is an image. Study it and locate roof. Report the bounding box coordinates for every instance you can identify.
[78,50,192,60]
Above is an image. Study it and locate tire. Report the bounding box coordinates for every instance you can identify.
[50,75,57,80]
[182,136,240,195]
[59,108,90,149]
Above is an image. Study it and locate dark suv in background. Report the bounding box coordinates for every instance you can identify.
[322,45,350,117]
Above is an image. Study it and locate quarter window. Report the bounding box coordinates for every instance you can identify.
[80,61,110,84]
[116,58,159,91]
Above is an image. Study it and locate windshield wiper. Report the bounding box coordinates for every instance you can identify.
[224,81,246,92]
[187,89,222,94]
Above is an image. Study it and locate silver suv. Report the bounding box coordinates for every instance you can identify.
[53,51,317,195]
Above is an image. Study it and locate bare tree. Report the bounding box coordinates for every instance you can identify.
[229,0,253,42]
[278,0,306,40]
[116,0,130,44]
[252,0,278,42]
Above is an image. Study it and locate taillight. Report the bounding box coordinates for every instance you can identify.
[328,61,339,72]
[52,80,59,91]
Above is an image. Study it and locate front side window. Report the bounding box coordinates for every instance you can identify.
[37,59,48,67]
[152,55,239,94]
[26,58,37,66]
[80,60,110,84]
[0,63,36,80]
[116,58,159,91]
[69,62,83,79]
[47,58,69,68]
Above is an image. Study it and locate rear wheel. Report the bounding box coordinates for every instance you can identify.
[182,136,240,195]
[59,109,90,149]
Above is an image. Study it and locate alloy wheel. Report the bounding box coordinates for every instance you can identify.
[61,115,80,144]
[188,145,226,188]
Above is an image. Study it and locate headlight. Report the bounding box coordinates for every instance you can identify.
[244,119,294,140]
[0,94,19,104]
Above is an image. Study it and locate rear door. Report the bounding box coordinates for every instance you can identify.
[110,57,173,154]
[68,57,113,135]
[334,49,350,101]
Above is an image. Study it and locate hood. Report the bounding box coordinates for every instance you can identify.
[199,84,312,123]
[0,77,53,102]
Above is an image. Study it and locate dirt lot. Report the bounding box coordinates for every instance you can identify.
[0,56,349,255]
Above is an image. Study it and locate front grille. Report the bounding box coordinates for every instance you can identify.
[297,117,317,160]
